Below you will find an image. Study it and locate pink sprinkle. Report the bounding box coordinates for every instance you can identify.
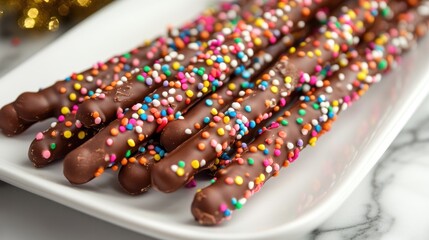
[147,115,155,122]
[132,59,140,67]
[119,126,126,132]
[161,99,168,106]
[129,118,137,125]
[279,98,286,107]
[94,117,102,125]
[110,154,117,162]
[35,132,44,140]
[42,150,51,159]
[75,120,82,128]
[210,139,217,147]
[263,159,270,167]
[185,179,197,188]
[311,130,318,137]
[146,52,154,59]
[58,115,65,122]
[154,76,162,83]
[175,95,183,102]
[237,158,244,165]
[219,203,228,212]
[167,107,174,115]
[213,116,221,122]
[106,138,113,146]
[98,93,106,99]
[274,149,281,157]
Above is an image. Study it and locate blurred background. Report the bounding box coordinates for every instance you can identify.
[0,0,112,77]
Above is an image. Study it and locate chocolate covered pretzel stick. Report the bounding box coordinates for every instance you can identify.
[63,0,339,185]
[0,1,249,136]
[159,30,309,152]
[27,1,266,167]
[73,0,278,128]
[191,4,429,225]
[117,38,299,194]
[151,0,391,193]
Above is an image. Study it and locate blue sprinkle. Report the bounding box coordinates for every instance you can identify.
[203,117,210,124]
[315,125,322,132]
[153,94,159,99]
[126,123,133,130]
[205,99,213,106]
[229,111,237,118]
[244,105,252,112]
[142,104,149,110]
[231,198,237,205]
[140,114,147,121]
[249,121,256,128]
[216,56,223,63]
[144,96,152,103]
[161,109,167,117]
[263,149,269,155]
[237,51,245,59]
[328,112,335,119]
[138,147,146,153]
[242,70,251,79]
[88,91,94,97]
[224,209,231,217]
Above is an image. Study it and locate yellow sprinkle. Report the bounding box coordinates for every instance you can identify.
[61,107,70,115]
[228,83,236,91]
[254,18,264,27]
[259,173,265,181]
[137,109,144,115]
[309,137,318,146]
[234,176,243,185]
[176,168,185,176]
[172,61,180,71]
[223,116,230,124]
[206,59,214,66]
[127,139,135,147]
[77,131,86,139]
[210,108,218,115]
[284,76,292,84]
[191,160,200,169]
[348,9,356,19]
[332,100,339,107]
[63,130,72,139]
[186,90,194,98]
[314,49,322,57]
[69,93,77,101]
[224,55,231,63]
[270,86,278,93]
[289,47,296,54]
[307,51,314,58]
[217,128,225,136]
[333,44,340,53]
[254,37,262,46]
[257,144,265,151]
[154,154,161,161]
[203,81,210,87]
[357,72,367,81]
[74,83,82,90]
[76,74,84,81]
[202,87,208,93]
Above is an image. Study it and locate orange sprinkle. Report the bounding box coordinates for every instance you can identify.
[139,157,148,165]
[64,121,73,127]
[121,158,128,166]
[110,128,119,136]
[197,143,206,151]
[59,87,67,94]
[250,146,257,153]
[194,123,201,130]
[111,165,119,171]
[128,157,136,163]
[201,131,210,139]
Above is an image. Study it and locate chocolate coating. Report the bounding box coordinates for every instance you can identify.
[0,103,34,136]
[152,0,378,193]
[191,5,429,225]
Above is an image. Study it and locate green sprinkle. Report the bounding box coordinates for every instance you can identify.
[235,202,243,209]
[298,109,306,116]
[381,7,390,17]
[296,118,304,124]
[312,103,320,110]
[247,158,254,165]
[50,143,56,150]
[136,75,145,82]
[143,66,151,72]
[178,160,185,168]
[125,150,132,158]
[280,119,288,126]
[378,59,388,70]
[122,53,131,59]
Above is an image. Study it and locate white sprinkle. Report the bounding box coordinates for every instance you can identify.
[185,128,192,135]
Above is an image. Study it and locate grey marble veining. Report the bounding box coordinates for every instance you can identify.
[306,96,429,240]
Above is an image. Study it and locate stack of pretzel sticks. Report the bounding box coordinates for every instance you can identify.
[190,1,429,225]
[0,0,427,226]
[4,0,278,166]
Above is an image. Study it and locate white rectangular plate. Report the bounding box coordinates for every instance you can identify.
[1,1,429,239]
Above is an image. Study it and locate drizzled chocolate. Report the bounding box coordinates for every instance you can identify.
[191,4,429,225]
[63,0,337,185]
[151,0,383,193]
